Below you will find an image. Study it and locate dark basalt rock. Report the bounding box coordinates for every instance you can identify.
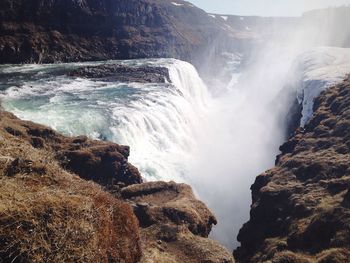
[0,0,238,64]
[69,64,171,83]
[285,96,303,137]
[234,76,350,263]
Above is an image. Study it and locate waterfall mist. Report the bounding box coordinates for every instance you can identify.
[1,4,350,252]
[189,6,350,248]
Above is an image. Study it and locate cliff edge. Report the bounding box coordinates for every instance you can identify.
[0,110,234,262]
[0,111,142,262]
[0,0,237,64]
[234,76,350,262]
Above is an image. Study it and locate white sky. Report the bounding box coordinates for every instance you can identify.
[188,0,350,16]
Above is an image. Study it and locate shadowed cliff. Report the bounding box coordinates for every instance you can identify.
[0,0,239,64]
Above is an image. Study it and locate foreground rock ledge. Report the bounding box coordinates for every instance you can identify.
[0,110,234,263]
[0,111,141,262]
[122,181,234,263]
[234,76,350,262]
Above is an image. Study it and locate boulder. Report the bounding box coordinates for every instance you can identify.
[122,181,234,263]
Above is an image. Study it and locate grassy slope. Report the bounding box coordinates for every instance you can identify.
[0,111,141,262]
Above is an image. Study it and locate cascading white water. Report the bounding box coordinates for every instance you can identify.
[188,47,292,248]
[0,55,285,250]
[108,59,210,181]
[0,59,210,182]
[3,46,343,250]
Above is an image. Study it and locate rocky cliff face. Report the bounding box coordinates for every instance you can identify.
[1,111,142,187]
[0,110,234,263]
[234,76,350,262]
[122,181,234,263]
[0,111,142,262]
[0,0,237,64]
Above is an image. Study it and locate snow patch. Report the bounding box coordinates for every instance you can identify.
[221,15,228,21]
[291,47,350,126]
[208,14,216,19]
[171,2,183,6]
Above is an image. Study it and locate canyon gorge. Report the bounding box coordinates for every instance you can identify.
[1,0,350,262]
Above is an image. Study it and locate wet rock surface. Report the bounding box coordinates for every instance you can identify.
[69,64,170,83]
[234,76,350,262]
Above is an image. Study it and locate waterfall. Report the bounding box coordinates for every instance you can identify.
[109,59,210,181]
[0,59,210,182]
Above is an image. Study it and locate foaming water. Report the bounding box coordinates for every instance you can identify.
[0,56,283,250]
[0,59,210,182]
[0,52,305,249]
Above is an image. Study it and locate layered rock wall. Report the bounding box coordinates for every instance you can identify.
[235,76,350,262]
[0,0,237,64]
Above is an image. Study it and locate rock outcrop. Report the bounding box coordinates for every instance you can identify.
[0,0,237,64]
[0,111,142,262]
[1,111,142,187]
[0,110,234,262]
[69,64,171,83]
[122,181,234,263]
[234,76,350,262]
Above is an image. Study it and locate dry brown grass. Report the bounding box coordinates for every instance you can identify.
[316,248,350,263]
[271,251,314,263]
[0,111,141,263]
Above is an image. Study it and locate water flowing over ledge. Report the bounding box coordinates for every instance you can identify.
[2,47,349,250]
[0,59,210,182]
